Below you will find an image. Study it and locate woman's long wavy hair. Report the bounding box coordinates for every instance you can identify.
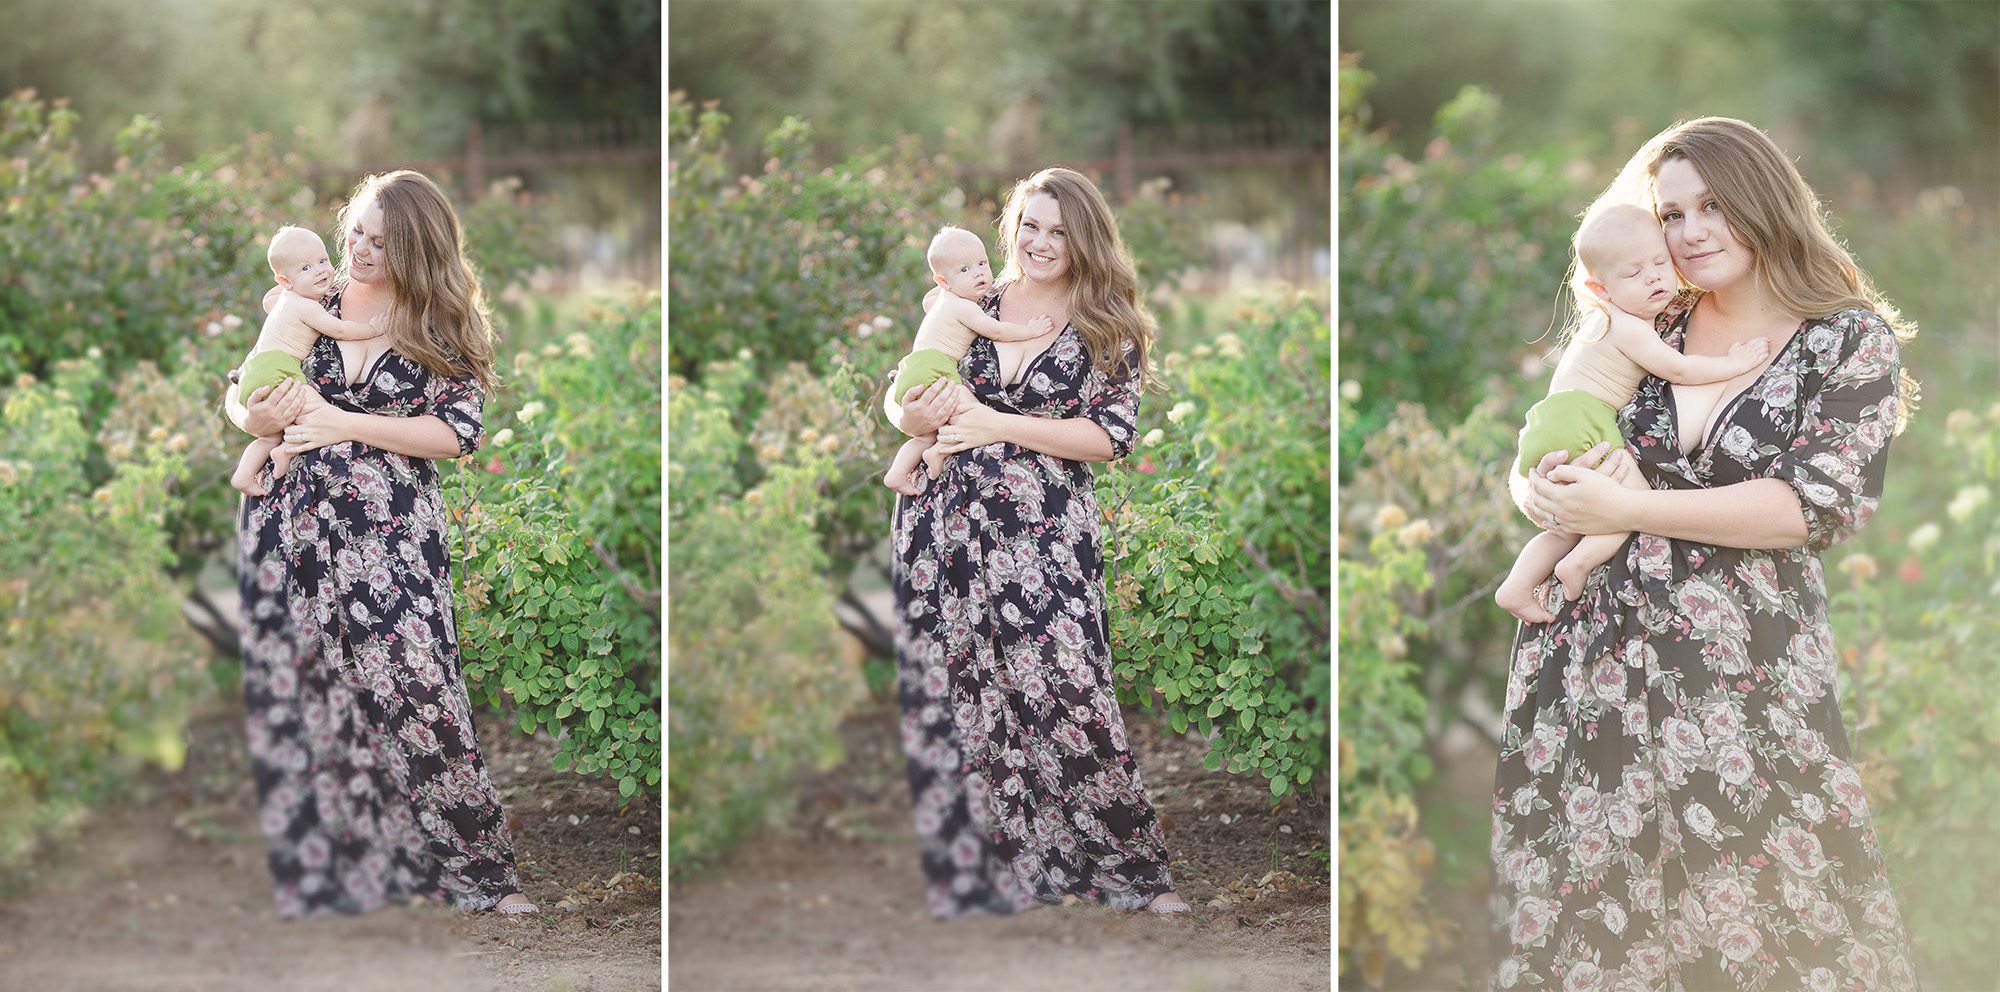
[995,167,1159,391]
[336,170,499,394]
[1607,117,1918,432]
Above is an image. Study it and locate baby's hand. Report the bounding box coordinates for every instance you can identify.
[369,314,388,333]
[1727,336,1771,369]
[1028,314,1054,336]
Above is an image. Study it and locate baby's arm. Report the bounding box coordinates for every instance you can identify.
[942,295,1053,343]
[284,293,384,341]
[1604,307,1768,385]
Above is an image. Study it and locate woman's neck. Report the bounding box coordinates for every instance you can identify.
[1702,277,1794,327]
[1008,275,1068,309]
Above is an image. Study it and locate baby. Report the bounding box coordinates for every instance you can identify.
[881,226,1054,495]
[229,225,386,496]
[1494,202,1771,623]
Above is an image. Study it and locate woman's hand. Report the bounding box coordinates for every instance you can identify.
[896,378,960,437]
[1527,442,1632,536]
[932,396,1008,459]
[241,378,309,436]
[277,397,352,456]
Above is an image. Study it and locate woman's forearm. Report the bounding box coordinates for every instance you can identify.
[338,410,465,460]
[999,412,1114,462]
[1623,478,1809,549]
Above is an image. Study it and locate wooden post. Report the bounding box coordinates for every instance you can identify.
[466,120,486,200]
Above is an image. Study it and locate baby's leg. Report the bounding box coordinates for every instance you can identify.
[1554,533,1628,602]
[1495,529,1579,624]
[232,436,281,497]
[1551,450,1650,600]
[884,434,933,496]
[920,440,952,480]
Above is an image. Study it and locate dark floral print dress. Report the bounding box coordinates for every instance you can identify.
[236,288,522,916]
[891,289,1176,917]
[1490,294,1918,991]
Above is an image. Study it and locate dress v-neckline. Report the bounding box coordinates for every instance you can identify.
[1664,310,1807,461]
[333,338,393,390]
[989,284,1069,389]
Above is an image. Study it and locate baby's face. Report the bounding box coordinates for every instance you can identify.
[1590,224,1677,319]
[933,245,994,301]
[276,239,337,299]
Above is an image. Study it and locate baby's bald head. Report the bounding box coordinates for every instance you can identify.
[267,225,327,276]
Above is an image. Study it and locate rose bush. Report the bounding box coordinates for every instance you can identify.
[1100,296,1330,802]
[0,355,205,878]
[1830,401,2000,989]
[443,295,662,803]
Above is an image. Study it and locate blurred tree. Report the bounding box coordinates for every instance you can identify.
[1340,0,1998,205]
[352,0,661,138]
[668,0,1328,170]
[0,0,659,165]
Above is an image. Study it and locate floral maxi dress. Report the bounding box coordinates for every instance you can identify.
[1490,297,1918,991]
[891,295,1176,916]
[236,290,522,916]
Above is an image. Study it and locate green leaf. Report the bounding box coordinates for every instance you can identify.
[1271,774,1289,798]
[619,775,637,798]
[1238,708,1256,731]
[589,709,606,732]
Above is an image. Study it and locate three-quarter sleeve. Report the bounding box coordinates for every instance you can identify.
[1080,342,1142,461]
[428,373,487,456]
[1764,309,1902,552]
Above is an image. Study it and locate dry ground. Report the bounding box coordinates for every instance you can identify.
[0,693,662,992]
[668,701,1333,992]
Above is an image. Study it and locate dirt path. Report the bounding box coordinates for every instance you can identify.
[0,694,661,992]
[668,702,1332,992]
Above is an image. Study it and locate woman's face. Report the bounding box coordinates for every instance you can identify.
[1013,192,1071,285]
[345,198,389,285]
[1655,157,1753,292]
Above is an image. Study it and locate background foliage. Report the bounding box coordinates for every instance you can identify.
[1338,10,2000,986]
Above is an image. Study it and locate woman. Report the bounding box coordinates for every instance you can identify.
[1490,119,1918,990]
[225,171,536,916]
[886,167,1188,916]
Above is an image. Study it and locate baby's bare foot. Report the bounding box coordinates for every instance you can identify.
[884,468,923,497]
[1496,578,1558,625]
[231,465,268,497]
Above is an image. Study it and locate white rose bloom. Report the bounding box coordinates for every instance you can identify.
[1947,485,1989,523]
[1907,522,1941,552]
